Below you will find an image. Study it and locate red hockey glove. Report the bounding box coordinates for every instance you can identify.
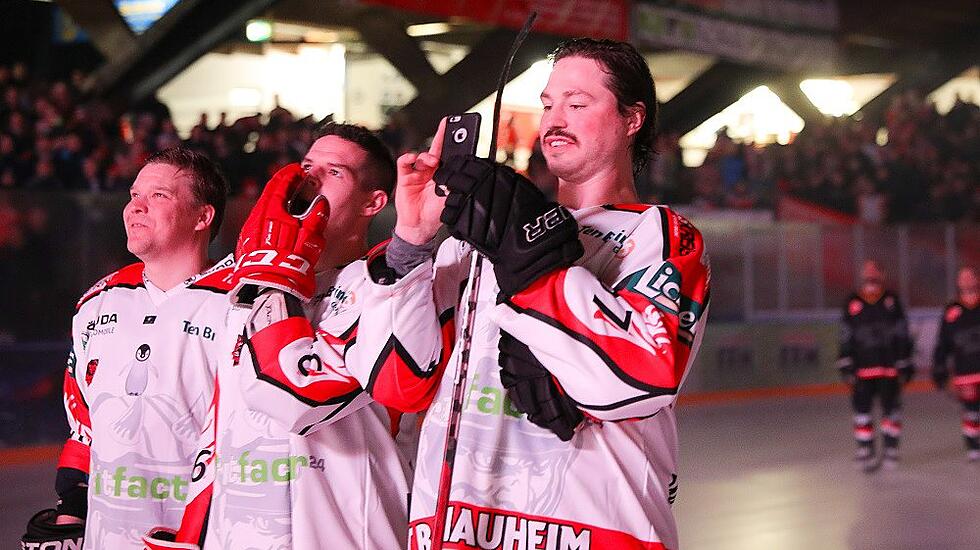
[231,163,329,306]
[143,527,200,550]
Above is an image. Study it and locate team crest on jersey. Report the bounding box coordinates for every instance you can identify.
[946,305,962,323]
[85,359,99,385]
[616,261,705,345]
[848,299,863,316]
[884,296,895,310]
[135,344,151,361]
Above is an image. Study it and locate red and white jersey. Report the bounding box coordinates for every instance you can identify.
[175,257,413,550]
[350,205,710,550]
[60,255,235,550]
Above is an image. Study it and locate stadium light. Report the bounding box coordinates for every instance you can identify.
[406,22,452,37]
[800,79,857,117]
[246,19,272,42]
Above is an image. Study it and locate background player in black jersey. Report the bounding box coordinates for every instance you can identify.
[837,259,914,471]
[932,266,980,462]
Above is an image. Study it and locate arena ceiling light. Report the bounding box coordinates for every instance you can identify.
[246,19,273,42]
[406,22,452,37]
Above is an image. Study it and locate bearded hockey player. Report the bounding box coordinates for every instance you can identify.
[347,38,710,550]
[22,148,231,550]
[143,123,413,550]
[837,259,914,471]
[933,266,980,462]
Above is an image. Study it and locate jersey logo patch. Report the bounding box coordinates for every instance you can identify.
[946,305,962,323]
[143,315,157,325]
[85,359,99,385]
[848,299,863,316]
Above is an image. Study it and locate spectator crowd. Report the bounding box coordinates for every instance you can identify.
[1,61,978,223]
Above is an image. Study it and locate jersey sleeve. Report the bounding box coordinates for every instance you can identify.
[58,315,92,479]
[173,379,218,546]
[933,305,954,375]
[344,242,460,413]
[493,206,710,422]
[837,298,857,371]
[235,291,372,436]
[890,296,913,367]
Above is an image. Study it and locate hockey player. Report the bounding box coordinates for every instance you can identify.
[932,266,980,462]
[21,148,232,550]
[348,38,710,550]
[837,259,914,470]
[143,123,413,550]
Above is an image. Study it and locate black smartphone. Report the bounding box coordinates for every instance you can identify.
[437,113,481,195]
[287,173,322,217]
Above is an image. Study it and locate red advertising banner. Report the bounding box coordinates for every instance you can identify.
[361,0,629,40]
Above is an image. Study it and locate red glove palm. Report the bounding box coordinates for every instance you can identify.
[231,163,329,305]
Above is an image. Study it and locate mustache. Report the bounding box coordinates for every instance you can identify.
[543,128,576,141]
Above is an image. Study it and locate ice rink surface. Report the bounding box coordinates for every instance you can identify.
[3,390,977,549]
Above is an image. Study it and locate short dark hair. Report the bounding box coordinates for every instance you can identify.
[551,38,658,174]
[313,122,396,196]
[146,147,229,241]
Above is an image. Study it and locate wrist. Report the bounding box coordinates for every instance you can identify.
[394,224,437,246]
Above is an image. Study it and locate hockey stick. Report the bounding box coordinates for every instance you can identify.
[429,12,538,549]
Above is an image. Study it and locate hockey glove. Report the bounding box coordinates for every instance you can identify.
[498,331,583,441]
[435,155,583,296]
[231,163,329,306]
[143,527,200,550]
[931,368,949,390]
[898,362,915,385]
[21,509,84,549]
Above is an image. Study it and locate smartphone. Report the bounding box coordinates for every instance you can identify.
[287,173,322,217]
[437,113,481,195]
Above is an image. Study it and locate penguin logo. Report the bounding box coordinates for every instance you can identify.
[136,344,151,362]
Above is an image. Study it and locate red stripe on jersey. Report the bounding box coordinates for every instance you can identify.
[387,408,404,438]
[188,266,234,293]
[63,370,92,440]
[603,203,654,213]
[409,501,669,550]
[363,238,392,262]
[249,317,361,406]
[176,483,213,546]
[76,262,145,309]
[57,439,90,472]
[510,270,682,392]
[369,311,455,413]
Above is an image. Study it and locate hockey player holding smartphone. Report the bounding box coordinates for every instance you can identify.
[143,123,414,550]
[348,39,710,550]
[22,148,232,550]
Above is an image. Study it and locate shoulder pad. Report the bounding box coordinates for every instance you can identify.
[76,262,145,310]
[945,303,963,323]
[187,254,236,294]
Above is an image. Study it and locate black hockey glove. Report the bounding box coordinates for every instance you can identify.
[435,155,583,296]
[498,331,583,441]
[931,368,949,390]
[21,508,85,549]
[898,363,915,385]
[837,361,856,385]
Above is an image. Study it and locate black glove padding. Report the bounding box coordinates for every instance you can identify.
[21,508,85,549]
[498,331,583,441]
[899,364,915,385]
[436,155,583,295]
[932,369,949,390]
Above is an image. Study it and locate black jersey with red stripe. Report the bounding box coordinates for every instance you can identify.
[838,290,913,375]
[934,301,980,381]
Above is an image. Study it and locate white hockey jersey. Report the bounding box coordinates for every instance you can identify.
[60,255,235,550]
[350,204,710,550]
[173,254,413,550]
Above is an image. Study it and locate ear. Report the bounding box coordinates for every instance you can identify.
[625,102,645,138]
[195,204,216,235]
[362,189,388,217]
